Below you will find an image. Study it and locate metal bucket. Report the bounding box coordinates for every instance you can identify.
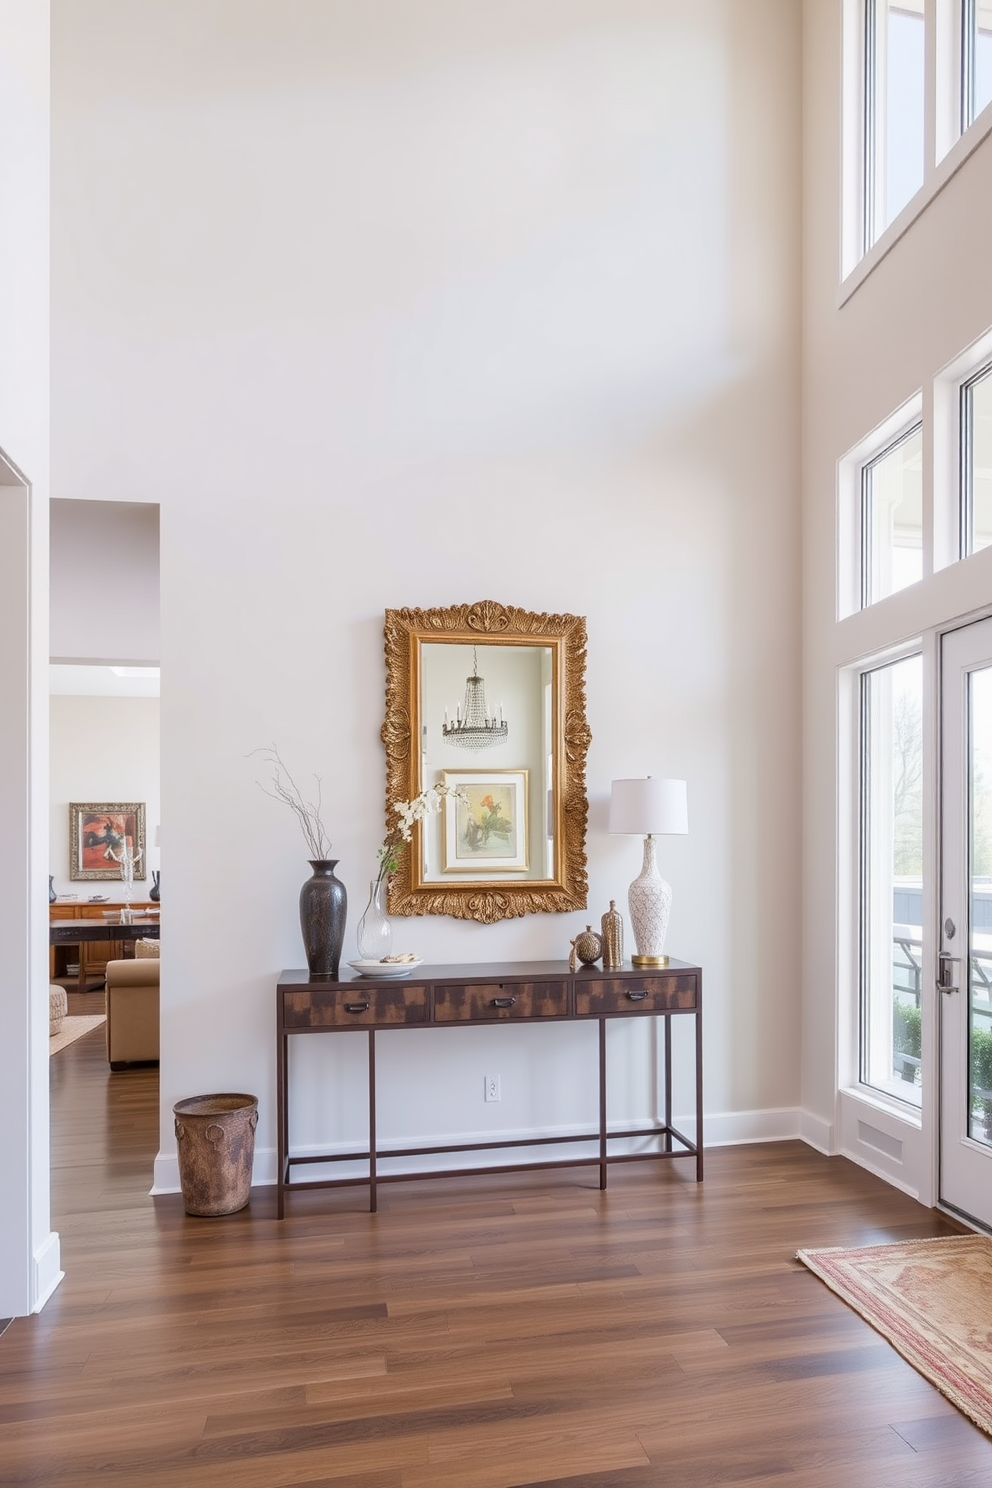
[173,1093,258,1216]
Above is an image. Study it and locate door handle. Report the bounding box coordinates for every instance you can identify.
[937,950,960,996]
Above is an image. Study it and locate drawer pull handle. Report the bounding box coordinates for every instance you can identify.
[626,989,650,1002]
[344,1001,370,1014]
[491,996,516,1008]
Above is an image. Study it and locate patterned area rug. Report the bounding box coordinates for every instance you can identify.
[798,1235,992,1436]
[50,1014,105,1056]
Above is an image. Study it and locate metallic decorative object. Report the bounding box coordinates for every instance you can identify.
[609,777,688,966]
[601,900,624,970]
[441,646,509,750]
[573,925,603,966]
[382,600,591,924]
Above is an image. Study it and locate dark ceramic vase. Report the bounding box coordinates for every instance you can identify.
[299,860,347,977]
[49,875,56,903]
[149,870,161,902]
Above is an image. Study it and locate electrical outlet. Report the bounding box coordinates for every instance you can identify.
[485,1073,500,1102]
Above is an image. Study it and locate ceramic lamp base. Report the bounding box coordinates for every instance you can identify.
[627,835,673,964]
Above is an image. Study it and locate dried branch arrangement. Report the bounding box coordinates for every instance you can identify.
[251,745,332,861]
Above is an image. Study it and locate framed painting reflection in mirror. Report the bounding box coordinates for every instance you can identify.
[442,769,529,873]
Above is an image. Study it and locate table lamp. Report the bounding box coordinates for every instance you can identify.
[608,777,688,966]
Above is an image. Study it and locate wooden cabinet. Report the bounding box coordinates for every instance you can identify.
[277,959,703,1216]
[49,901,158,986]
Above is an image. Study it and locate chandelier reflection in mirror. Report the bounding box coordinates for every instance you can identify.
[442,647,509,750]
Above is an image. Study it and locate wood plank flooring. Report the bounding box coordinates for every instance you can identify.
[3,1021,992,1486]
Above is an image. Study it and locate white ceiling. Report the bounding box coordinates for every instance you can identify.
[49,664,160,698]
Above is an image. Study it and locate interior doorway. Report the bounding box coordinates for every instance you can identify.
[48,499,160,1057]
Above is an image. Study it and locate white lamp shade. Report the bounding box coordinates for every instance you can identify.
[609,778,688,836]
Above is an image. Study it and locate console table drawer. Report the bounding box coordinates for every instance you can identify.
[434,980,569,1021]
[283,985,429,1028]
[575,974,697,1016]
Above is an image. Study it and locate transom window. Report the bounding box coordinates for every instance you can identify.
[864,0,925,248]
[861,423,923,605]
[853,1,992,267]
[963,0,992,128]
[961,364,992,556]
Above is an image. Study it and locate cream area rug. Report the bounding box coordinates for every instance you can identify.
[798,1235,992,1436]
[50,1014,105,1056]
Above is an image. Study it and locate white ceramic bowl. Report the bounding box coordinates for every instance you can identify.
[347,958,424,979]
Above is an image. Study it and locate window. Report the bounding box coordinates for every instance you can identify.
[964,0,992,128]
[860,653,924,1105]
[862,423,923,604]
[962,364,992,555]
[865,0,925,247]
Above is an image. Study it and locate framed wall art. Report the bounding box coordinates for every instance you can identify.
[69,802,147,881]
[442,769,529,873]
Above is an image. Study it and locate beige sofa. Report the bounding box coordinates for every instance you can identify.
[105,952,159,1068]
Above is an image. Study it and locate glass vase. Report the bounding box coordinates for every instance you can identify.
[357,879,392,961]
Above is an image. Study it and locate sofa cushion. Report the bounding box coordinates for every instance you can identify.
[135,938,160,959]
[105,958,159,988]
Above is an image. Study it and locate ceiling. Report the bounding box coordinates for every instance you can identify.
[49,664,160,698]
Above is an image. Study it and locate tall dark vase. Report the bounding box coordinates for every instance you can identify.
[149,870,161,902]
[49,875,56,903]
[299,860,347,977]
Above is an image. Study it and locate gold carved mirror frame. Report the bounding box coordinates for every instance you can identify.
[382,600,591,924]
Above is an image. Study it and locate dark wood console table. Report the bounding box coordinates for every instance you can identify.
[50,911,160,991]
[276,958,702,1216]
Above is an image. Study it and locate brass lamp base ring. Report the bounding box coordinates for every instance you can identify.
[631,954,669,967]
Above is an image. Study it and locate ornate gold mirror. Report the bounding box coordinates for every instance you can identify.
[382,600,591,924]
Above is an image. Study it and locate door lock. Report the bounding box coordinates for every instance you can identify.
[937,950,961,996]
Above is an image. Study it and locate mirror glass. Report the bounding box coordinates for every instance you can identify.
[382,601,590,924]
[418,640,554,883]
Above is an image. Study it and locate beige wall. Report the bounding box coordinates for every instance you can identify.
[50,0,804,1187]
[50,500,160,666]
[49,695,161,897]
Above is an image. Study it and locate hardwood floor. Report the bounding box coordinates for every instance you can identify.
[3,1029,992,1487]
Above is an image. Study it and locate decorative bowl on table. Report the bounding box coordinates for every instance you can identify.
[347,957,424,979]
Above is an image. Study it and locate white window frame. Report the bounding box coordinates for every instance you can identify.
[933,326,992,569]
[838,394,924,619]
[842,0,992,296]
[857,650,925,1106]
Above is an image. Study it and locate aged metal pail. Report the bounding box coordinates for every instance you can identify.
[173,1093,258,1216]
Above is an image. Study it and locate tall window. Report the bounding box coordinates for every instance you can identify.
[862,423,923,604]
[961,364,992,555]
[964,0,992,128]
[860,654,924,1106]
[865,0,925,247]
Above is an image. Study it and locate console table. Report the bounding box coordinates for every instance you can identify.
[276,958,702,1216]
[50,908,160,991]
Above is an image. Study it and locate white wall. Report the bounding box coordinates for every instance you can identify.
[50,499,160,665]
[802,1,992,1187]
[0,0,58,1317]
[50,0,804,1190]
[49,695,161,897]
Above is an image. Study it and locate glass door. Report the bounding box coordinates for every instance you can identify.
[940,616,992,1227]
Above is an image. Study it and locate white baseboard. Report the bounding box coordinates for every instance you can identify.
[798,1108,835,1154]
[33,1230,63,1312]
[701,1107,801,1147]
[837,1145,921,1201]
